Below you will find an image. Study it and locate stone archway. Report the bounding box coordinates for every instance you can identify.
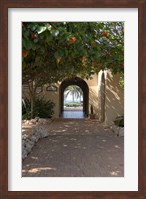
[59,77,89,117]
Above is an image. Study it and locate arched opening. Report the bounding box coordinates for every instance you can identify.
[64,85,83,110]
[59,77,89,118]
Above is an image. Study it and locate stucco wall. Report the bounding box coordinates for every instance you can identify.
[97,70,105,122]
[22,83,60,118]
[49,75,99,118]
[104,70,124,125]
[85,75,99,118]
[22,76,99,119]
[43,84,60,118]
[22,71,124,123]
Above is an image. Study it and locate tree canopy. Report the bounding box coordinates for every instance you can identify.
[22,22,124,118]
[22,22,124,85]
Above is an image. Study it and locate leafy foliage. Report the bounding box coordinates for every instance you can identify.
[114,116,124,127]
[22,98,31,119]
[22,22,124,85]
[22,22,124,118]
[22,97,55,119]
[119,72,124,89]
[64,102,82,107]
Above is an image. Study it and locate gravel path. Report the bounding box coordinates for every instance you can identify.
[22,119,124,177]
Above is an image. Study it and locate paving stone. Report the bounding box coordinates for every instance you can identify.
[22,119,124,177]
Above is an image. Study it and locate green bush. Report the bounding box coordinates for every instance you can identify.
[114,116,124,127]
[22,98,31,119]
[22,97,55,120]
[64,102,82,107]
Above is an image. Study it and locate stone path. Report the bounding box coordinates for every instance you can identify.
[22,119,124,177]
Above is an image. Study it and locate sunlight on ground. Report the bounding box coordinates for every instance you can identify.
[63,144,68,147]
[23,167,57,174]
[114,145,120,149]
[110,171,120,176]
[31,156,38,160]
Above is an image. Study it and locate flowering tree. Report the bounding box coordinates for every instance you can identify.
[22,22,124,118]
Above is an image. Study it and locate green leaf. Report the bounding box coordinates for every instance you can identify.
[54,50,64,59]
[34,38,38,43]
[32,43,37,50]
[22,22,124,86]
[25,39,32,50]
[50,30,59,37]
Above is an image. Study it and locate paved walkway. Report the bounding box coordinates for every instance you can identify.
[22,119,124,177]
[62,110,85,118]
[62,107,85,118]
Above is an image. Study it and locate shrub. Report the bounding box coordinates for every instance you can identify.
[64,102,82,107]
[114,116,124,127]
[22,97,55,119]
[22,98,31,119]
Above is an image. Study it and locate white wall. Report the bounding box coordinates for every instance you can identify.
[104,70,124,125]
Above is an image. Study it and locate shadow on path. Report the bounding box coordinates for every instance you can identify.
[22,119,124,177]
